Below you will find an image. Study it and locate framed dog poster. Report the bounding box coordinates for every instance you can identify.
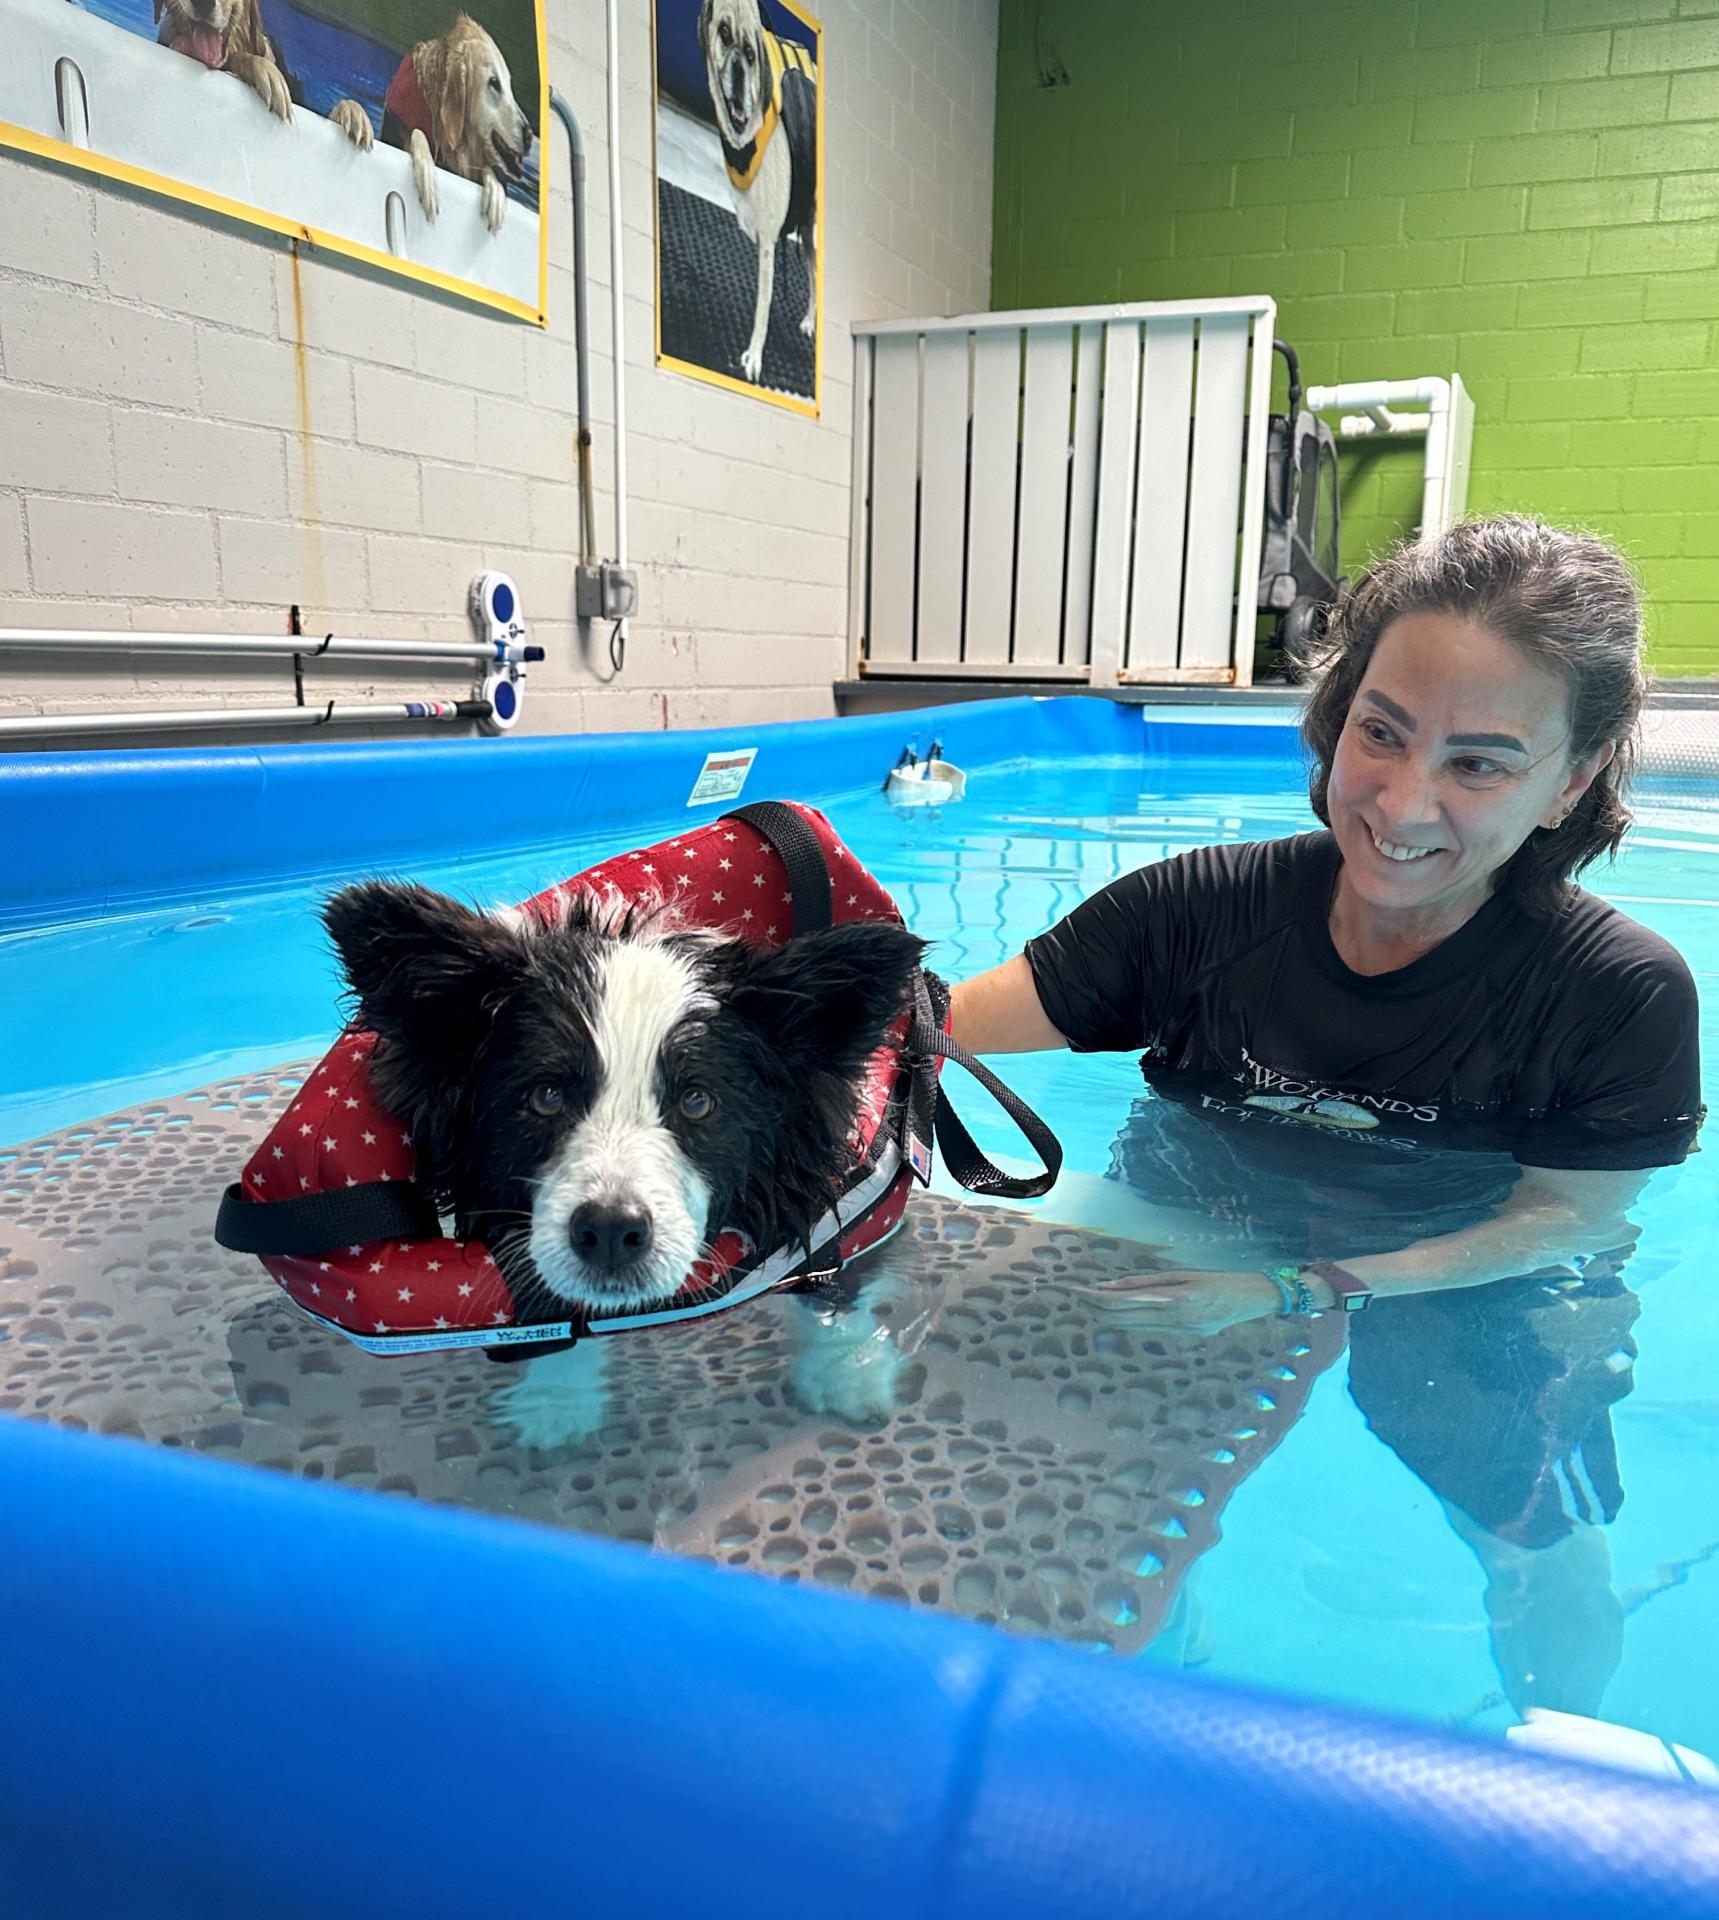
[652,0,823,416]
[0,0,548,322]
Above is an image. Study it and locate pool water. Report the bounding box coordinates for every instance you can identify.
[2,745,1713,1755]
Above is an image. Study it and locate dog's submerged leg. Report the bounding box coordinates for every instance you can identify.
[786,1266,908,1430]
[492,1339,613,1451]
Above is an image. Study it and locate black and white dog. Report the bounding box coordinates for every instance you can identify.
[324,880,922,1441]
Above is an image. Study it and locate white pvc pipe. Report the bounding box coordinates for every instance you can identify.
[1306,376,1453,539]
[1305,377,1451,413]
[0,628,507,664]
[0,699,488,740]
[604,0,630,652]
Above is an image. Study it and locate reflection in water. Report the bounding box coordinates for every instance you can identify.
[1059,1085,1651,1726]
[1352,1275,1638,1720]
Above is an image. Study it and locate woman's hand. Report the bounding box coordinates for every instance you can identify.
[1083,1267,1290,1337]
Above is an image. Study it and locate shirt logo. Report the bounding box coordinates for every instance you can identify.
[1242,1093,1379,1130]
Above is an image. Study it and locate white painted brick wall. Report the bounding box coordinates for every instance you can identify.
[0,0,998,737]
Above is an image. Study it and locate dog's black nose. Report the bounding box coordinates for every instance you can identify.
[569,1202,652,1273]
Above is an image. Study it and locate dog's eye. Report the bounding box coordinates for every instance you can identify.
[678,1088,715,1122]
[717,19,731,44]
[528,1085,565,1117]
[743,37,756,62]
[489,74,501,91]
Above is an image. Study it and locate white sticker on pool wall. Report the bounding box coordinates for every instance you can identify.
[687,747,758,807]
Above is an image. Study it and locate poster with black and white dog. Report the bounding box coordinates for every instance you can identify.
[653,0,822,415]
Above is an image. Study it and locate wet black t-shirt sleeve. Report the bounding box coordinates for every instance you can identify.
[1516,939,1704,1171]
[1024,840,1274,1053]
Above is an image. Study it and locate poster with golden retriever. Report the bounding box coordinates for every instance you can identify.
[653,0,822,415]
[0,0,547,322]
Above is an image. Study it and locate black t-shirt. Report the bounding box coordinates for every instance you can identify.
[1025,832,1703,1249]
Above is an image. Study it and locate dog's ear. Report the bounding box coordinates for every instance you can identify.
[322,881,521,1071]
[446,39,480,152]
[696,0,712,57]
[729,920,925,1082]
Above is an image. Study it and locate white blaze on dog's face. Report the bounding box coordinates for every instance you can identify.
[527,938,718,1310]
[700,0,768,144]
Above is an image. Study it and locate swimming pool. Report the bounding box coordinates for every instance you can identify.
[2,697,1714,1798]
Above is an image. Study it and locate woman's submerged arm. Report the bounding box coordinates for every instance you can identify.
[1091,1163,1656,1335]
[948,954,1070,1055]
[1302,1162,1651,1303]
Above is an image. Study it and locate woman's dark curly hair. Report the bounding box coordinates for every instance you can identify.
[1294,515,1647,918]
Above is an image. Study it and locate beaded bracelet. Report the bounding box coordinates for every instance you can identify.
[1261,1264,1317,1317]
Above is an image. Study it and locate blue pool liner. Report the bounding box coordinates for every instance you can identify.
[8,695,1708,1916]
[0,697,1311,928]
[2,1414,1716,1920]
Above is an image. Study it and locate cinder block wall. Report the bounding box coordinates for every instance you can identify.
[994,0,1719,675]
[0,0,997,737]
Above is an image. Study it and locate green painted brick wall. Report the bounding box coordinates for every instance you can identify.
[992,0,1719,674]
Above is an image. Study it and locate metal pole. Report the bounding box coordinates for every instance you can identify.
[0,699,493,741]
[0,629,542,665]
[549,88,597,569]
[604,0,630,657]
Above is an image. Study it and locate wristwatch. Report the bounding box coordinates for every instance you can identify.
[1302,1259,1372,1313]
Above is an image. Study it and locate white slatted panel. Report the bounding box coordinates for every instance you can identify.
[851,297,1277,685]
[845,336,873,677]
[866,333,920,665]
[1088,321,1140,686]
[1179,312,1252,674]
[916,331,970,663]
[963,330,1021,665]
[1012,326,1073,667]
[1061,324,1104,671]
[1125,317,1196,676]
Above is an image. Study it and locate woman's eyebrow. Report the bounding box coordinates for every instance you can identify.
[1446,730,1529,754]
[1361,691,1529,755]
[1360,690,1416,730]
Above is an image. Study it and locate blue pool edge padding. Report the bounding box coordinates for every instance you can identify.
[2,1413,1716,1920]
[0,694,1312,929]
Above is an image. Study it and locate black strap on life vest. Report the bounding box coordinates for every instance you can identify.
[214,1173,439,1257]
[724,800,832,934]
[913,971,1061,1199]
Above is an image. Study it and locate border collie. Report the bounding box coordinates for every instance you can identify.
[323,881,923,1439]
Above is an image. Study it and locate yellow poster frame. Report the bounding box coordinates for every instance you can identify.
[651,0,824,419]
[0,0,550,327]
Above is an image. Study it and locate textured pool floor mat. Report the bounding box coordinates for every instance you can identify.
[1,1068,1343,1654]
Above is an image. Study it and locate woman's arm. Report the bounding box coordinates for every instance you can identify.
[1093,1164,1653,1335]
[1301,1163,1649,1303]
[948,955,1070,1055]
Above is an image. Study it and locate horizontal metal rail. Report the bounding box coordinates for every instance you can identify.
[0,698,492,740]
[0,628,541,666]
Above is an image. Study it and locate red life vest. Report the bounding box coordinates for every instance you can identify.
[217,803,1058,1356]
[383,51,435,147]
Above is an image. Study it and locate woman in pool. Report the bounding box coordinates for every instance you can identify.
[951,514,1704,1717]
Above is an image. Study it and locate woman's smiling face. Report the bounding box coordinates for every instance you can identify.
[1326,611,1612,938]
